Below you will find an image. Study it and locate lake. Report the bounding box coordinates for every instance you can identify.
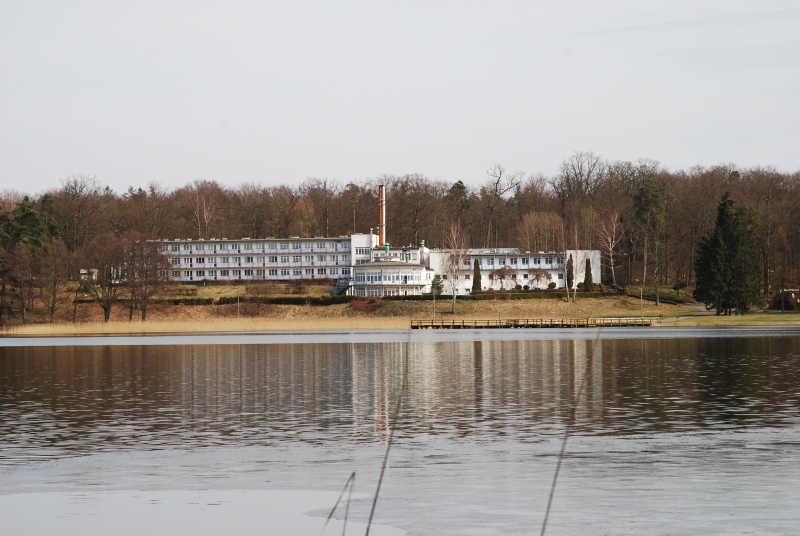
[1,328,799,535]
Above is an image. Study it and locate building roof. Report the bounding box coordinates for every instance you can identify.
[354,261,430,269]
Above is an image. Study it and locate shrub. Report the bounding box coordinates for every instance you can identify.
[548,282,556,289]
[598,283,605,292]
[515,284,522,290]
[349,298,382,313]
[523,285,529,291]
[576,282,583,290]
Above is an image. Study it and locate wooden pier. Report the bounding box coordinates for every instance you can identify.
[410,317,661,329]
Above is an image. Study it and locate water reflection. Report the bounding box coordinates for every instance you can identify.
[1,338,799,465]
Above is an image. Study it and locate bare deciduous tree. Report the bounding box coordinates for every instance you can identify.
[82,233,126,322]
[484,165,523,247]
[442,223,469,314]
[489,265,518,291]
[39,239,70,323]
[598,210,625,289]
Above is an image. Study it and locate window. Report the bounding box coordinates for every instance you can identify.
[220,269,229,276]
[341,268,351,275]
[293,269,302,276]
[269,269,278,276]
[257,256,265,263]
[183,258,190,264]
[534,258,541,265]
[317,255,325,262]
[293,255,301,263]
[329,268,338,275]
[245,256,253,263]
[546,257,552,264]
[281,269,289,276]
[233,269,241,277]
[442,274,448,280]
[244,243,252,250]
[221,257,229,263]
[317,242,325,248]
[268,256,277,263]
[465,274,470,280]
[280,256,289,263]
[510,258,517,265]
[280,243,289,250]
[171,258,180,265]
[244,269,253,276]
[268,243,276,249]
[256,269,264,277]
[292,243,301,250]
[522,258,529,265]
[220,244,229,250]
[523,274,529,279]
[208,270,217,277]
[317,268,326,275]
[196,270,205,276]
[171,271,180,277]
[231,244,239,250]
[171,245,180,252]
[183,244,191,251]
[305,268,314,275]
[558,273,564,279]
[233,256,241,263]
[356,247,370,255]
[196,244,205,251]
[196,258,205,264]
[207,257,216,264]
[355,272,365,282]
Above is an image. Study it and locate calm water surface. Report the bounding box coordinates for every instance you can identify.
[1,332,800,535]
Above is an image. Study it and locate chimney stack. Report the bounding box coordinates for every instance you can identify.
[378,184,386,247]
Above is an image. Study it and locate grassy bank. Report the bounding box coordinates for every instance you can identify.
[3,295,798,336]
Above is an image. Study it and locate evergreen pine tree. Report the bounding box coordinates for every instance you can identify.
[431,274,443,296]
[695,193,762,315]
[472,259,481,292]
[583,258,593,291]
[566,254,574,289]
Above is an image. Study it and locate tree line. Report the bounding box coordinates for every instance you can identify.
[1,151,798,322]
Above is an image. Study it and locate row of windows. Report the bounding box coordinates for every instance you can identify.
[469,257,558,266]
[167,241,351,252]
[173,255,349,265]
[178,267,351,278]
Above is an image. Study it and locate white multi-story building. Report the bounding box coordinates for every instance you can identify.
[160,233,376,283]
[158,185,600,296]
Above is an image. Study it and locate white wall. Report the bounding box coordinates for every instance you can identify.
[566,250,602,289]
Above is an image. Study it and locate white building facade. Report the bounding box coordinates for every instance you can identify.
[158,233,600,297]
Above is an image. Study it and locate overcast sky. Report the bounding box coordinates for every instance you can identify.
[2,0,798,194]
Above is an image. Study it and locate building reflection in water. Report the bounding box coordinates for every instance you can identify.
[1,337,799,464]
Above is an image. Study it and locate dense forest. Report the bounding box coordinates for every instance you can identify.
[1,151,799,302]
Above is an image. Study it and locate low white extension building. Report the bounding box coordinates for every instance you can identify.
[351,261,435,297]
[426,248,601,296]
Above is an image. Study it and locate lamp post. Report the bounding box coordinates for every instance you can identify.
[635,278,643,319]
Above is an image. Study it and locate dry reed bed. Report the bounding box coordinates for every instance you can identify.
[2,317,410,336]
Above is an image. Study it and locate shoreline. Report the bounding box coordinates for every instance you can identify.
[3,325,800,347]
